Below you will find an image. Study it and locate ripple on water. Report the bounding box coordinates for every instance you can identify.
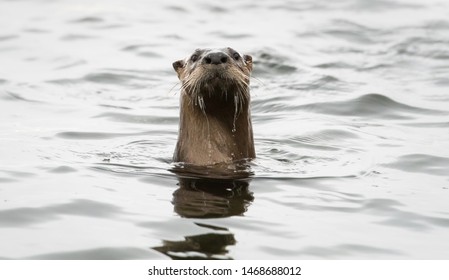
[26,247,164,260]
[252,49,298,77]
[121,44,162,58]
[47,166,78,174]
[314,61,393,72]
[48,68,158,89]
[348,0,423,10]
[207,31,253,39]
[259,243,403,258]
[402,121,449,128]
[254,127,371,179]
[56,131,149,140]
[389,36,449,60]
[87,139,173,176]
[383,154,449,177]
[0,35,19,42]
[296,93,447,119]
[323,19,384,44]
[69,17,105,24]
[0,199,129,228]
[93,112,177,125]
[291,128,361,147]
[83,70,149,86]
[0,170,36,181]
[1,90,42,103]
[60,34,97,41]
[283,74,345,92]
[164,5,189,13]
[296,244,403,258]
[200,3,229,13]
[270,182,449,231]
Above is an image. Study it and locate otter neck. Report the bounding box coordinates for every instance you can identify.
[174,91,255,165]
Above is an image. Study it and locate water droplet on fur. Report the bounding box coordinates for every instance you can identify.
[207,140,212,159]
[233,95,238,133]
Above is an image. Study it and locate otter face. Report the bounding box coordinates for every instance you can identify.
[173,48,253,80]
[173,48,253,103]
[173,47,252,79]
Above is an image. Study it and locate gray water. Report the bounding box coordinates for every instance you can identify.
[1,0,449,259]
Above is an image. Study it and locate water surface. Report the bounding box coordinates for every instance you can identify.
[1,0,449,259]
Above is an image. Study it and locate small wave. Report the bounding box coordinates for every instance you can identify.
[53,59,86,70]
[48,69,155,89]
[23,28,50,34]
[285,74,344,91]
[92,162,171,178]
[323,21,380,44]
[208,31,253,39]
[68,16,126,30]
[0,35,19,42]
[315,61,392,72]
[0,199,127,228]
[383,154,449,177]
[84,71,146,86]
[389,37,449,60]
[84,139,174,177]
[402,121,449,128]
[200,4,229,13]
[26,247,164,260]
[315,62,354,69]
[69,17,105,24]
[47,166,78,174]
[56,131,149,140]
[294,128,360,143]
[165,5,189,13]
[94,112,177,124]
[268,2,327,12]
[252,49,298,77]
[1,90,42,103]
[0,170,36,181]
[279,243,403,258]
[347,0,423,11]
[121,44,162,58]
[297,93,447,119]
[60,34,96,41]
[253,128,371,179]
[98,104,132,110]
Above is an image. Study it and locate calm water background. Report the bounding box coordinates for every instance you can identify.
[1,0,449,259]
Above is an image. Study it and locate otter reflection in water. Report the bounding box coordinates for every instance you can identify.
[152,223,236,260]
[152,176,253,260]
[173,176,254,218]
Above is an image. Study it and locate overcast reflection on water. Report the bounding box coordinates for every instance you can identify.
[1,0,449,259]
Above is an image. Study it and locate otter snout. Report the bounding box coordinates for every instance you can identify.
[202,52,228,65]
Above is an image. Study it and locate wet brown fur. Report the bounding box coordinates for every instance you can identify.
[172,47,255,165]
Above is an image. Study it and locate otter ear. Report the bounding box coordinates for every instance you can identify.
[172,59,185,79]
[243,55,253,72]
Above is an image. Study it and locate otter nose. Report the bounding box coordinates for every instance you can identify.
[203,52,228,65]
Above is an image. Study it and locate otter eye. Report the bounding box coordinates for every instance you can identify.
[191,54,199,62]
[232,52,240,60]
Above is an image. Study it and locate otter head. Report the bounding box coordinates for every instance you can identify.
[172,47,255,168]
[173,47,253,113]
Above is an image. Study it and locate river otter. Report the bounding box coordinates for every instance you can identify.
[172,47,255,166]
